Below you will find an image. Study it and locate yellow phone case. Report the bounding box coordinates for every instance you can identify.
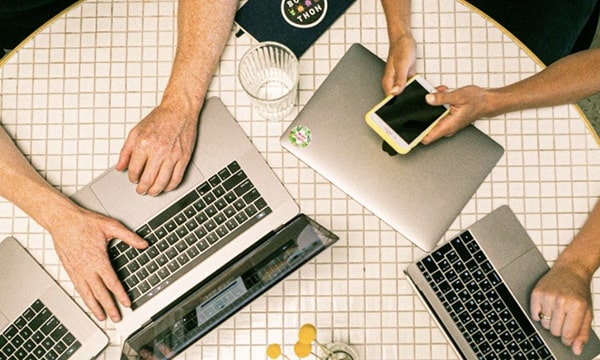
[365,76,448,154]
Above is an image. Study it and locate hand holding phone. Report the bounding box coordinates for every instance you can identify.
[365,75,449,154]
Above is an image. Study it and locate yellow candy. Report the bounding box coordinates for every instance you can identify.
[266,343,282,359]
[294,341,312,358]
[298,323,317,344]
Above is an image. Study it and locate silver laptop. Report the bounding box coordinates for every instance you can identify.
[72,97,300,336]
[120,214,338,359]
[280,43,504,251]
[0,237,108,359]
[405,205,600,359]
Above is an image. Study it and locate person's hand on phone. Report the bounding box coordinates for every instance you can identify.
[382,33,417,96]
[367,76,449,155]
[421,85,496,145]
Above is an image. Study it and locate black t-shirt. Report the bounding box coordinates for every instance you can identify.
[466,0,600,65]
[0,0,78,50]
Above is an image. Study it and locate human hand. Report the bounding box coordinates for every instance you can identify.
[421,85,491,145]
[50,206,147,322]
[530,263,594,355]
[382,32,417,95]
[117,104,199,196]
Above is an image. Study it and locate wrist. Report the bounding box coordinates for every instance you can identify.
[553,244,600,283]
[387,23,413,45]
[160,88,204,123]
[30,188,82,235]
[483,88,514,118]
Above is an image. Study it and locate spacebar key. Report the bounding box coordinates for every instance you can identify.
[148,191,200,230]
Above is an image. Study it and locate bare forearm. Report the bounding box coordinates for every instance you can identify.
[554,199,600,280]
[0,127,78,231]
[380,0,412,40]
[486,49,600,117]
[161,0,238,116]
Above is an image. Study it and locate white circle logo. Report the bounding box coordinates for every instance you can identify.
[281,0,328,29]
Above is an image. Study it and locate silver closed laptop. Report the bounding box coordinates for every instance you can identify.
[280,43,504,251]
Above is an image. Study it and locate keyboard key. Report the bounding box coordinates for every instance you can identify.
[203,192,216,205]
[452,237,471,262]
[228,161,241,173]
[137,224,152,238]
[41,316,60,335]
[223,171,247,191]
[218,167,231,179]
[208,175,221,187]
[243,189,260,203]
[196,182,211,195]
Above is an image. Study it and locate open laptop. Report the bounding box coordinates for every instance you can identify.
[0,236,108,359]
[280,43,504,251]
[120,213,338,359]
[405,205,600,359]
[72,97,301,336]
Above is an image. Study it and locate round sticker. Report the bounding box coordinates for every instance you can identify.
[281,0,328,29]
[289,125,312,147]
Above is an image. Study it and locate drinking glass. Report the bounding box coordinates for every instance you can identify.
[238,42,299,120]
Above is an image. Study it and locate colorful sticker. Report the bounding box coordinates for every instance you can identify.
[289,125,312,147]
[281,0,328,29]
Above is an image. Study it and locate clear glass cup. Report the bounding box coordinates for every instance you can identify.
[238,41,299,121]
[324,342,359,360]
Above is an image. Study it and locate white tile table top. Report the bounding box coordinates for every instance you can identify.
[1,0,599,359]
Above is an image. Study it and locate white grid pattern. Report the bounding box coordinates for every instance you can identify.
[1,0,600,359]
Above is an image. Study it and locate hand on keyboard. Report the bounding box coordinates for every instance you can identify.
[530,261,593,356]
[117,103,199,197]
[50,204,148,323]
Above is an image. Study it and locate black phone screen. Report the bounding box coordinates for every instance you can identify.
[375,80,447,143]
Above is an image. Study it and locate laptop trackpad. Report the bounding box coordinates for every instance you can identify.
[0,311,8,331]
[89,165,204,230]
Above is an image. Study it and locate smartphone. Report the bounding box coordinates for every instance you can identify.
[365,75,450,154]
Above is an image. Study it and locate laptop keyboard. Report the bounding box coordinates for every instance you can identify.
[0,299,81,360]
[109,161,272,308]
[417,230,554,360]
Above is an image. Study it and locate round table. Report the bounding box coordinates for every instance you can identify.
[1,0,599,359]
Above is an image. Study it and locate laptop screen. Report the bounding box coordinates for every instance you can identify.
[121,214,338,360]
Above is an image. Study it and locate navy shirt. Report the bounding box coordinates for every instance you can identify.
[466,0,600,65]
[0,0,78,50]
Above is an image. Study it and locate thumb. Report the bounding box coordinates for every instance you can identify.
[116,144,132,172]
[571,311,593,356]
[425,92,449,106]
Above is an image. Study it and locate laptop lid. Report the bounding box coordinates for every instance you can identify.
[0,237,108,359]
[280,43,504,251]
[72,97,299,336]
[120,214,338,360]
[405,205,600,359]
